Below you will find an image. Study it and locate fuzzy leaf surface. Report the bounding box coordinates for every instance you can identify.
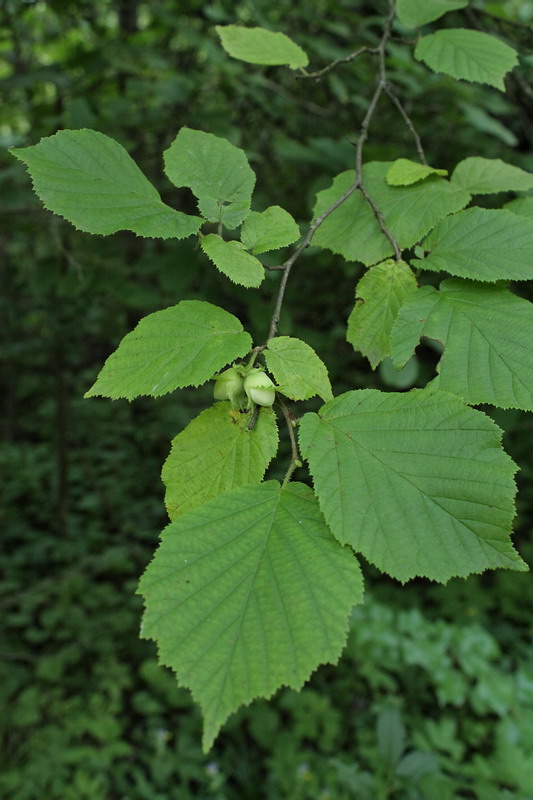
[240,205,300,254]
[163,128,256,229]
[265,337,333,402]
[313,163,469,265]
[451,157,533,195]
[396,0,468,27]
[138,481,363,750]
[216,25,308,69]
[505,196,533,218]
[346,259,418,369]
[386,159,447,186]
[391,280,533,411]
[11,129,202,239]
[299,388,525,583]
[414,207,533,281]
[201,234,264,287]
[85,301,252,400]
[415,29,518,91]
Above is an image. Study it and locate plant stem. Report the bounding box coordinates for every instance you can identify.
[279,401,301,487]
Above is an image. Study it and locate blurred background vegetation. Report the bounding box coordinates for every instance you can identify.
[2,1,533,798]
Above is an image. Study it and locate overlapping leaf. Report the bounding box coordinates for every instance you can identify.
[11,129,202,239]
[396,0,468,28]
[138,481,363,750]
[216,25,308,69]
[201,234,265,287]
[346,259,418,369]
[415,29,518,91]
[414,207,533,281]
[264,337,333,402]
[299,388,525,583]
[85,301,252,400]
[240,206,300,254]
[163,128,256,229]
[451,157,533,195]
[505,196,533,218]
[313,163,469,265]
[386,159,447,186]
[162,402,278,519]
[391,280,533,410]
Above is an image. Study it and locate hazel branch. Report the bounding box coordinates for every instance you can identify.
[296,46,377,80]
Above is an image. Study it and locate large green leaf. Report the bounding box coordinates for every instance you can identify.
[312,163,469,265]
[299,388,525,583]
[391,280,533,411]
[138,481,363,750]
[415,29,518,91]
[396,0,468,28]
[200,234,265,287]
[10,129,202,239]
[414,207,533,281]
[162,402,278,519]
[163,128,256,229]
[240,205,300,254]
[451,157,533,195]
[85,301,252,400]
[216,25,308,69]
[264,336,333,402]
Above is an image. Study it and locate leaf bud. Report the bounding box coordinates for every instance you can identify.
[244,368,276,408]
[213,367,244,404]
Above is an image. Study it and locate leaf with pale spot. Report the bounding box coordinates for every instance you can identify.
[265,336,333,402]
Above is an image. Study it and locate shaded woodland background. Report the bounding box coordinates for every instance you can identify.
[2,1,533,797]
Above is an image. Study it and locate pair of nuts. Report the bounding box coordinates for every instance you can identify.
[213,366,276,408]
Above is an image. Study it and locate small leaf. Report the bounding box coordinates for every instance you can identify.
[240,205,300,255]
[164,128,256,229]
[451,157,533,195]
[163,402,278,519]
[396,0,468,28]
[346,259,418,369]
[85,300,252,400]
[414,207,533,282]
[265,336,333,402]
[387,159,448,186]
[11,129,202,239]
[391,280,533,411]
[415,29,518,91]
[216,25,308,69]
[201,234,265,288]
[299,388,526,583]
[138,481,363,751]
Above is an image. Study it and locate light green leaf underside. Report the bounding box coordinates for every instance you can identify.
[347,259,418,369]
[415,207,533,281]
[451,157,533,195]
[163,128,256,229]
[216,25,308,69]
[138,481,363,751]
[386,159,447,186]
[299,389,525,584]
[240,205,300,255]
[265,336,333,402]
[504,196,533,218]
[415,29,518,91]
[85,300,252,400]
[10,129,202,239]
[391,280,533,411]
[313,163,469,266]
[201,234,265,287]
[396,0,468,28]
[162,402,278,519]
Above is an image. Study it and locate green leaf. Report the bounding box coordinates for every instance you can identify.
[312,163,469,265]
[346,259,418,369]
[391,280,533,411]
[451,157,533,194]
[240,205,300,255]
[299,388,525,583]
[216,25,308,69]
[138,481,363,750]
[414,207,533,281]
[85,301,252,400]
[10,129,202,239]
[264,337,333,402]
[163,128,256,229]
[505,196,533,218]
[200,234,265,288]
[387,159,448,186]
[162,402,278,519]
[415,29,518,91]
[396,0,468,28]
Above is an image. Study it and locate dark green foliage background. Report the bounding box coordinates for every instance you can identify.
[2,1,533,797]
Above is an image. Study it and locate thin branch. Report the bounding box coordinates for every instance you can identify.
[384,83,427,164]
[296,46,377,81]
[278,400,301,488]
